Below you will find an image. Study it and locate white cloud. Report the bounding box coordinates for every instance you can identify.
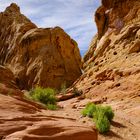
[0,0,101,56]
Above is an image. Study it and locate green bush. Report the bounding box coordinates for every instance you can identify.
[95,116,110,133]
[81,102,96,118]
[29,86,57,110]
[47,104,57,110]
[103,106,114,121]
[81,103,114,133]
[93,105,114,121]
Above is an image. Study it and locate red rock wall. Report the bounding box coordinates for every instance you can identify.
[0,3,82,90]
[73,1,140,137]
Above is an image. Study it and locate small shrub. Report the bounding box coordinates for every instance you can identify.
[93,105,114,121]
[47,104,57,110]
[82,103,114,134]
[103,106,114,121]
[95,116,110,134]
[81,102,96,118]
[29,86,57,110]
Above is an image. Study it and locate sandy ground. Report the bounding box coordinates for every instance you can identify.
[43,97,140,140]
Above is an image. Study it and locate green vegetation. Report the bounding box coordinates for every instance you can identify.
[47,104,57,110]
[29,86,57,110]
[81,102,96,117]
[95,115,110,133]
[93,105,114,122]
[81,103,114,134]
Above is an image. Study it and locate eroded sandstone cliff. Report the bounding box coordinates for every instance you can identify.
[0,3,82,90]
[73,0,140,139]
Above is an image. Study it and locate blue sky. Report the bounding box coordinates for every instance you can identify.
[0,0,101,56]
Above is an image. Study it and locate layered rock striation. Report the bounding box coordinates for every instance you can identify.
[0,3,82,90]
[84,0,140,68]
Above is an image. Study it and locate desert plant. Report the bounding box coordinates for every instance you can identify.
[47,104,57,110]
[29,86,57,110]
[81,103,114,133]
[81,102,96,117]
[93,105,114,122]
[95,115,110,133]
[103,106,114,121]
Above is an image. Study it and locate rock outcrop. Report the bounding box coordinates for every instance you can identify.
[72,0,140,139]
[0,3,82,90]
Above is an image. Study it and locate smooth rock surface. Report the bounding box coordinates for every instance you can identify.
[0,93,97,140]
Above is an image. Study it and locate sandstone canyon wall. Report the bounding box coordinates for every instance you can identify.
[0,3,82,90]
[73,1,140,139]
[77,0,140,99]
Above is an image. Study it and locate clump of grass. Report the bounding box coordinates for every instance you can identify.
[95,115,110,133]
[103,106,114,121]
[93,105,114,122]
[81,102,96,117]
[47,104,57,110]
[81,103,114,134]
[29,86,57,110]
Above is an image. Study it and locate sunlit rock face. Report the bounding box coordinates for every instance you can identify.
[0,3,82,90]
[95,0,140,39]
[72,1,140,139]
[83,0,140,70]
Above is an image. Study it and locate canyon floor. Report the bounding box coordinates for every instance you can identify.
[48,97,140,140]
[0,88,139,140]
